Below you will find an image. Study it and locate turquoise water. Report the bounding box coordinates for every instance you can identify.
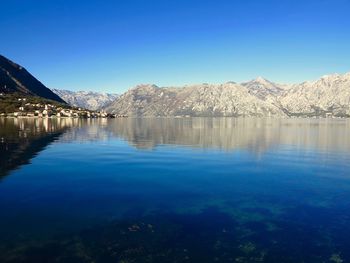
[1,117,350,262]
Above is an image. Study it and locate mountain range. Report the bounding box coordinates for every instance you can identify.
[1,54,349,117]
[52,89,118,111]
[104,73,350,117]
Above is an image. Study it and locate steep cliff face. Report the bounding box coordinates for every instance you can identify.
[0,55,66,103]
[105,73,350,117]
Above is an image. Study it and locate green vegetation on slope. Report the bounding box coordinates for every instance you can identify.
[0,92,69,114]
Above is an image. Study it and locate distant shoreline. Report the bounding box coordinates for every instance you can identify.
[0,115,348,119]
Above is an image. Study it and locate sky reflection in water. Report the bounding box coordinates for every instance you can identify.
[0,117,350,263]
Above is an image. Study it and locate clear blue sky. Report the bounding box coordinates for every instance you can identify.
[1,0,349,93]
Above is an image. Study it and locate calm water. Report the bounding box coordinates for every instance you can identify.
[1,117,350,263]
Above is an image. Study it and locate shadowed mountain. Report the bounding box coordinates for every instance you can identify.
[0,55,65,103]
[0,118,73,178]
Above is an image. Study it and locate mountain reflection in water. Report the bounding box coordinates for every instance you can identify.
[104,118,350,152]
[11,117,346,151]
[0,118,71,177]
[0,117,350,263]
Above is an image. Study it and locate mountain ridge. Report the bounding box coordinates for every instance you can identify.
[2,54,349,117]
[104,72,350,117]
[52,89,118,111]
[0,55,65,103]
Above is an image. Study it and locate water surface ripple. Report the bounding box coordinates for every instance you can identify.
[0,117,350,263]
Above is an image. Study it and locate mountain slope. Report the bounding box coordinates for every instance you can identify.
[241,77,287,100]
[105,72,350,117]
[279,73,350,117]
[52,89,118,111]
[0,55,65,103]
[104,83,285,117]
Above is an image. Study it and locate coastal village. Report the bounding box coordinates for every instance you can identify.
[0,95,127,118]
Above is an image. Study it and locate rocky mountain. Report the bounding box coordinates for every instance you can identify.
[0,118,68,178]
[52,89,118,111]
[104,83,285,117]
[105,73,350,117]
[241,77,287,100]
[0,55,65,103]
[279,73,350,117]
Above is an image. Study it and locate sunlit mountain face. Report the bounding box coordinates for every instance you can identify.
[104,73,350,118]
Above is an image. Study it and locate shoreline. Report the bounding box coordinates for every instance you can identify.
[0,115,348,119]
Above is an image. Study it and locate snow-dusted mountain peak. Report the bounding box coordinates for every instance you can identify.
[241,77,284,100]
[254,76,270,83]
[52,89,119,111]
[104,72,350,118]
